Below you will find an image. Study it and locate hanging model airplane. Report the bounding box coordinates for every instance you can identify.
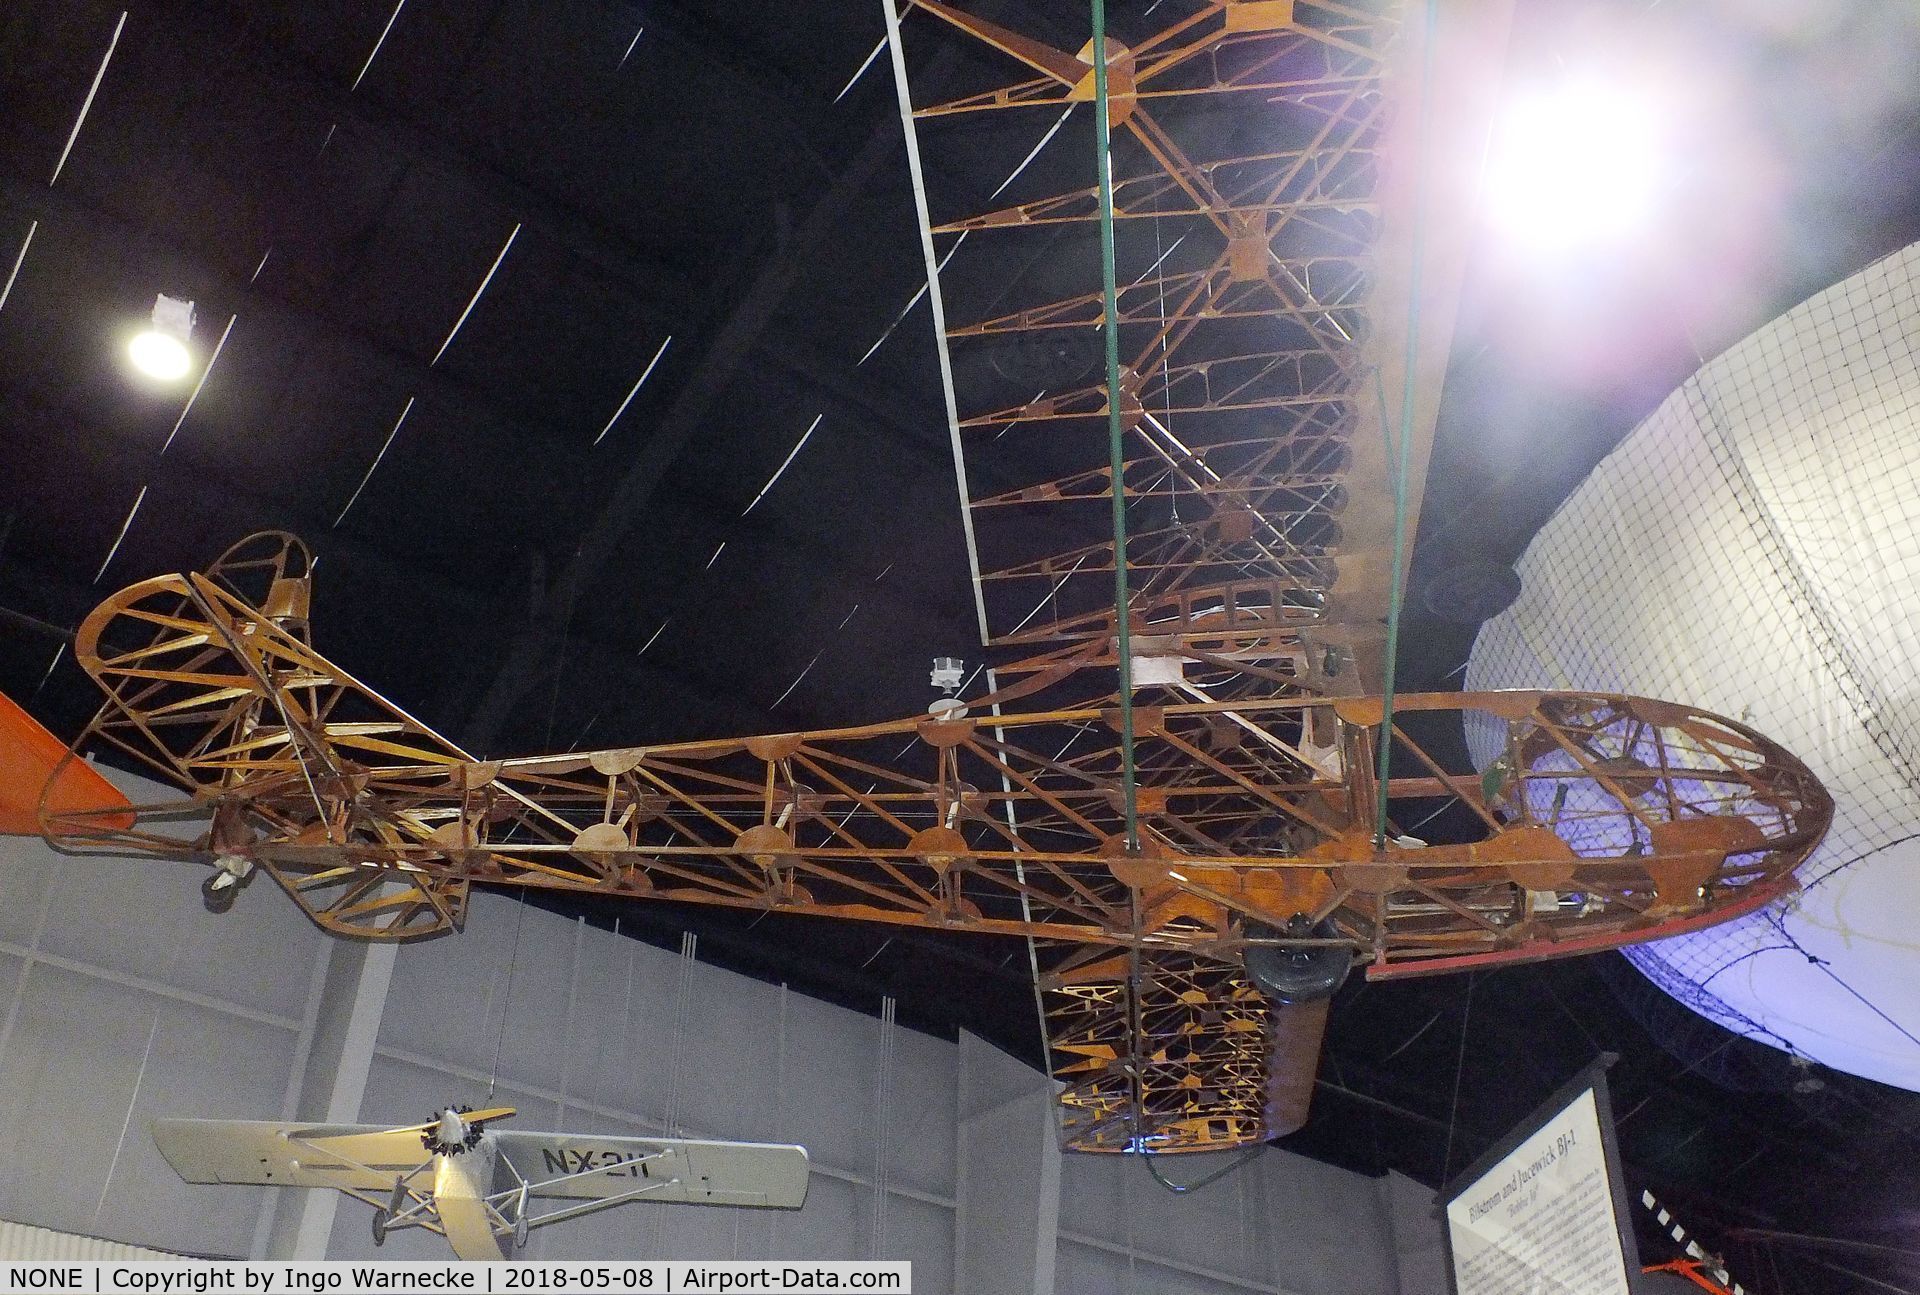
[152,1107,809,1260]
[35,0,1832,1159]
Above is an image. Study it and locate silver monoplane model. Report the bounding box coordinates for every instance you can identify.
[154,1107,809,1260]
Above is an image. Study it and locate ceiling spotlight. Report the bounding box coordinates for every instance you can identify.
[128,293,195,381]
[1483,78,1664,253]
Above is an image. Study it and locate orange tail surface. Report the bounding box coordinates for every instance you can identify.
[0,690,131,835]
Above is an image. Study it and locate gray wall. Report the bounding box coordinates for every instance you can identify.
[0,767,327,1258]
[0,763,1447,1290]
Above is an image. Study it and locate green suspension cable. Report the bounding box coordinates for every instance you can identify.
[1091,0,1139,852]
[1373,0,1440,848]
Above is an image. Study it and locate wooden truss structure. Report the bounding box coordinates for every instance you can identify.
[48,534,1829,1152]
[35,0,1834,1157]
[892,0,1423,664]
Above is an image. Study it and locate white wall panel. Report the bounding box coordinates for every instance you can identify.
[671,959,791,1146]
[1058,1235,1289,1295]
[360,1048,562,1138]
[0,950,24,1039]
[773,987,887,1176]
[425,910,579,1097]
[880,1194,952,1295]
[33,852,320,1022]
[956,1031,1057,1294]
[1056,1237,1133,1293]
[0,1217,179,1259]
[1058,1143,1398,1295]
[770,1172,861,1261]
[0,841,58,948]
[885,1029,957,1199]
[0,961,296,1257]
[1260,1152,1398,1294]
[357,896,507,1078]
[1382,1170,1448,1295]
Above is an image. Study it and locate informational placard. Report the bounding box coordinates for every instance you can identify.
[1444,1066,1640,1295]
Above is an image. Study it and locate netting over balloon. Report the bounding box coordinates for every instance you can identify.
[1467,241,1920,1089]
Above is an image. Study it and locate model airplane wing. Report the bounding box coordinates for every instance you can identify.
[494,1132,809,1208]
[884,0,1520,1148]
[152,1118,433,1191]
[883,0,1515,661]
[1047,947,1335,1149]
[153,1118,807,1207]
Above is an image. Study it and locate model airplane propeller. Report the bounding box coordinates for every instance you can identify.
[34,0,1832,1160]
[152,1105,808,1260]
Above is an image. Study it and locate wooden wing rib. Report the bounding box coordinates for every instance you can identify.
[1044,946,1329,1153]
[1264,997,1331,1138]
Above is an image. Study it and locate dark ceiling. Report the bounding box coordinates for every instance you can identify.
[4,1,1920,1289]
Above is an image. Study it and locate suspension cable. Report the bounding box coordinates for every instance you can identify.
[1091,0,1139,851]
[1372,0,1440,847]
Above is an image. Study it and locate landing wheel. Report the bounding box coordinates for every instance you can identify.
[1243,916,1351,1005]
[371,1208,389,1247]
[201,873,237,914]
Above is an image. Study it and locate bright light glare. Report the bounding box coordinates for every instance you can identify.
[1485,80,1664,252]
[128,329,191,380]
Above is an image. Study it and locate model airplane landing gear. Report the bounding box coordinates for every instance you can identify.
[201,856,254,914]
[372,1175,406,1246]
[200,875,236,914]
[511,1183,531,1251]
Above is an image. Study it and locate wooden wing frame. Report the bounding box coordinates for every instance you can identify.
[883,0,1499,1149]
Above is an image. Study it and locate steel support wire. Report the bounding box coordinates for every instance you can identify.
[881,0,992,647]
[1091,0,1140,851]
[1372,0,1439,848]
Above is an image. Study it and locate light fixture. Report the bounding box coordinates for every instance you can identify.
[929,657,964,693]
[128,293,195,380]
[1483,77,1665,253]
[928,656,967,719]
